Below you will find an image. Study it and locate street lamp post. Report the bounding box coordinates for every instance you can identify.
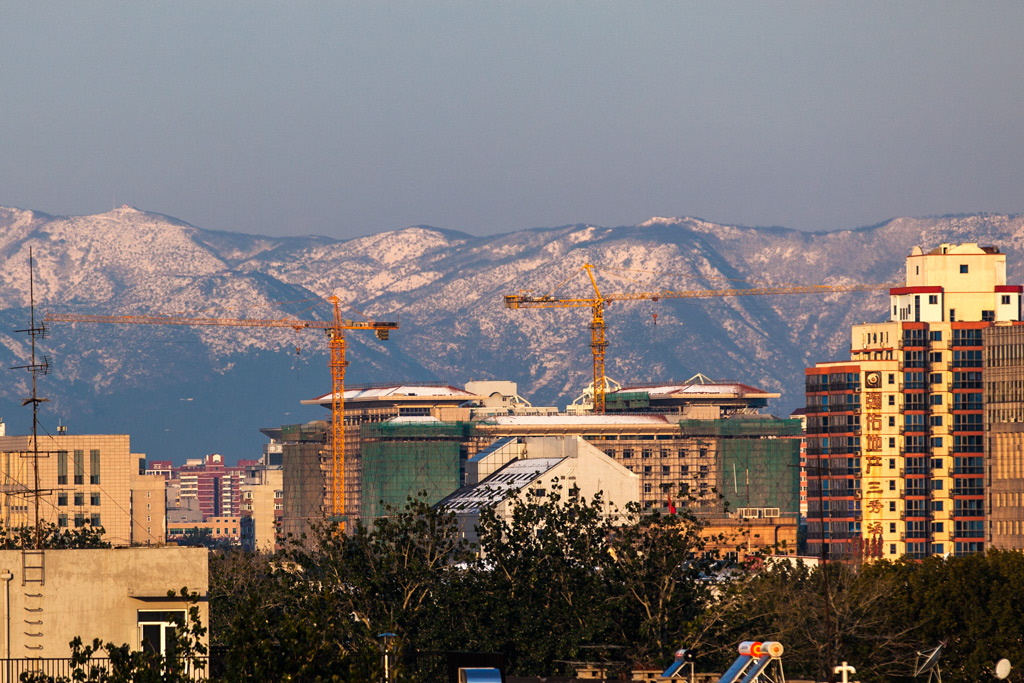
[378,633,397,683]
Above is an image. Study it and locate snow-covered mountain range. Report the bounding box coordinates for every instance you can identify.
[2,205,1023,463]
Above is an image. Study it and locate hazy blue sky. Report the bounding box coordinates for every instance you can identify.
[3,2,1023,239]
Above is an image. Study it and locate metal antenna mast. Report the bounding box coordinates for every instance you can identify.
[11,248,50,549]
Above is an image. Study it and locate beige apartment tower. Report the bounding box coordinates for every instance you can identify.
[806,243,1022,560]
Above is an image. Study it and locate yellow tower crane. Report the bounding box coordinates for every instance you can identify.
[504,263,890,413]
[45,295,397,530]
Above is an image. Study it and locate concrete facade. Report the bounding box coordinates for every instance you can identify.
[240,467,283,552]
[0,547,207,659]
[0,434,148,547]
[983,324,1024,550]
[130,474,167,545]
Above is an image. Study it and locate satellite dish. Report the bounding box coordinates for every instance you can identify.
[914,642,946,683]
[996,659,1012,680]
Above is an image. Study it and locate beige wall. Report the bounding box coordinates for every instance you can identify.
[0,547,207,659]
[0,434,138,546]
[494,436,640,521]
[131,474,167,545]
[241,467,283,553]
[895,243,1017,323]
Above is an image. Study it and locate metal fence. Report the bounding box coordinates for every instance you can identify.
[0,657,211,682]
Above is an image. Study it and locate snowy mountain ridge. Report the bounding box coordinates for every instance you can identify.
[1,205,1023,462]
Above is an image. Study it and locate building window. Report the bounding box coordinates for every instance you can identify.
[888,395,895,406]
[90,514,100,527]
[928,295,938,304]
[982,310,995,322]
[949,309,956,322]
[931,480,944,490]
[890,544,897,555]
[960,264,968,274]
[57,514,67,528]
[1002,295,1011,305]
[889,501,897,512]
[90,450,100,484]
[930,415,943,426]
[91,493,100,506]
[929,330,942,342]
[74,493,84,506]
[641,449,652,458]
[932,522,944,533]
[930,437,943,448]
[889,522,897,533]
[57,493,67,506]
[73,450,84,485]
[57,451,68,485]
[888,373,895,384]
[889,458,896,470]
[889,437,896,448]
[889,480,896,491]
[929,394,943,406]
[138,611,186,656]
[74,514,84,528]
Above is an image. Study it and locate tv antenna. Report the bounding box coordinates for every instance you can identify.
[11,248,50,549]
[914,641,946,683]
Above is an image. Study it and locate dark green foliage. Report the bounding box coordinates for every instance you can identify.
[205,495,1024,682]
[174,527,236,552]
[209,489,716,681]
[0,521,110,549]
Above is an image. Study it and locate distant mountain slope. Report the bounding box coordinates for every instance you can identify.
[0,205,1021,462]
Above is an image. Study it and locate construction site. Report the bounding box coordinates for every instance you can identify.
[41,262,849,551]
[272,377,802,554]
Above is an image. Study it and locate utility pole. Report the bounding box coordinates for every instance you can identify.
[12,249,50,549]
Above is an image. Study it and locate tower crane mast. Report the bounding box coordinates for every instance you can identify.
[504,263,890,413]
[45,295,397,530]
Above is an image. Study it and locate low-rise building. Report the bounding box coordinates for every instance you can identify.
[240,466,283,552]
[438,435,640,543]
[0,547,208,661]
[167,515,242,546]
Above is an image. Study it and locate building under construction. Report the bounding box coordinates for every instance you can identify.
[283,377,800,533]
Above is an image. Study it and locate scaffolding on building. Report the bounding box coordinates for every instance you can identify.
[358,422,478,521]
[677,417,802,516]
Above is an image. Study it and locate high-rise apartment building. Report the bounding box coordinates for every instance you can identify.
[983,325,1024,550]
[805,243,1022,560]
[177,454,245,518]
